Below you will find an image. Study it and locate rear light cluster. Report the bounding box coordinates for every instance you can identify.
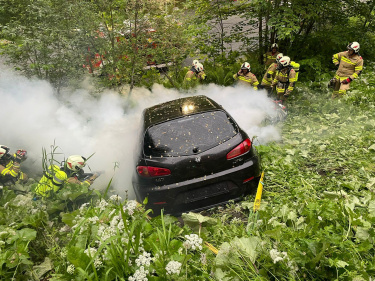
[137,166,171,177]
[226,138,252,160]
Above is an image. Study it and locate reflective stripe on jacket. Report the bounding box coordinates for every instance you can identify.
[233,72,259,90]
[35,165,67,198]
[261,63,277,86]
[272,67,297,95]
[332,51,363,80]
[0,159,28,184]
[184,70,206,82]
[263,51,280,68]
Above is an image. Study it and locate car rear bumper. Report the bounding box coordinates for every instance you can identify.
[133,155,261,216]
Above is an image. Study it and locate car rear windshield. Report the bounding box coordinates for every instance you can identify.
[143,110,238,157]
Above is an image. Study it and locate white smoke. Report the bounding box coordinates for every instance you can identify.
[0,63,281,199]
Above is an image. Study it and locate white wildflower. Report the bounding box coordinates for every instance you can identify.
[110,216,121,228]
[124,200,138,215]
[97,224,117,245]
[318,216,322,221]
[94,258,103,269]
[88,216,99,224]
[109,195,122,203]
[60,248,67,258]
[166,260,182,275]
[183,234,203,250]
[135,252,152,267]
[270,249,287,264]
[79,203,90,214]
[67,264,75,274]
[84,247,97,258]
[128,266,149,281]
[98,199,109,211]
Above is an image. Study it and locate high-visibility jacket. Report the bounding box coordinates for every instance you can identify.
[184,69,206,82]
[263,51,280,68]
[0,159,28,185]
[271,67,297,96]
[233,72,259,90]
[35,165,93,198]
[35,165,68,198]
[332,51,363,81]
[261,63,277,86]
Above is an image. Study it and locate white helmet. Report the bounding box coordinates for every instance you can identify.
[279,56,291,67]
[271,43,278,49]
[276,53,284,63]
[192,59,199,67]
[347,42,360,53]
[241,62,251,71]
[195,63,204,72]
[0,145,9,159]
[66,155,86,172]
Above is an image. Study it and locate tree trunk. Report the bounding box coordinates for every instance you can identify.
[258,10,263,64]
[129,2,139,94]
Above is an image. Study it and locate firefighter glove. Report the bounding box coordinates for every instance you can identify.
[342,77,352,84]
[14,149,27,163]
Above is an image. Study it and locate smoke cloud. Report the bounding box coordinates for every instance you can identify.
[0,63,281,199]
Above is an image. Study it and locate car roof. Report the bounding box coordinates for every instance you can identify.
[143,95,223,129]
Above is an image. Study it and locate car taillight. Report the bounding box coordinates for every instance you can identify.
[137,166,171,177]
[226,138,252,160]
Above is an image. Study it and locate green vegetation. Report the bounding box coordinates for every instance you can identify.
[1,69,375,280]
[1,0,375,279]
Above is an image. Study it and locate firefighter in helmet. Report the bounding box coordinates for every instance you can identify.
[271,56,297,103]
[263,43,280,69]
[35,155,98,198]
[260,53,284,91]
[330,42,363,98]
[0,145,28,186]
[233,62,259,90]
[184,62,206,82]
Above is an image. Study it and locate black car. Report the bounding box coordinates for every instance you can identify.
[132,95,261,216]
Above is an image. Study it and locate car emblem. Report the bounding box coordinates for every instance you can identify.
[195,156,201,163]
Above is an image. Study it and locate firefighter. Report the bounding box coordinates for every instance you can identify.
[260,53,284,91]
[330,42,363,98]
[233,62,259,90]
[184,62,206,82]
[271,56,297,104]
[34,155,98,198]
[263,43,280,69]
[0,145,28,186]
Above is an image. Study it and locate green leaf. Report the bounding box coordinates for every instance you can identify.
[231,237,261,263]
[355,227,371,241]
[32,257,53,279]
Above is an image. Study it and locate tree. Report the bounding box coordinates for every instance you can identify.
[0,0,98,93]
